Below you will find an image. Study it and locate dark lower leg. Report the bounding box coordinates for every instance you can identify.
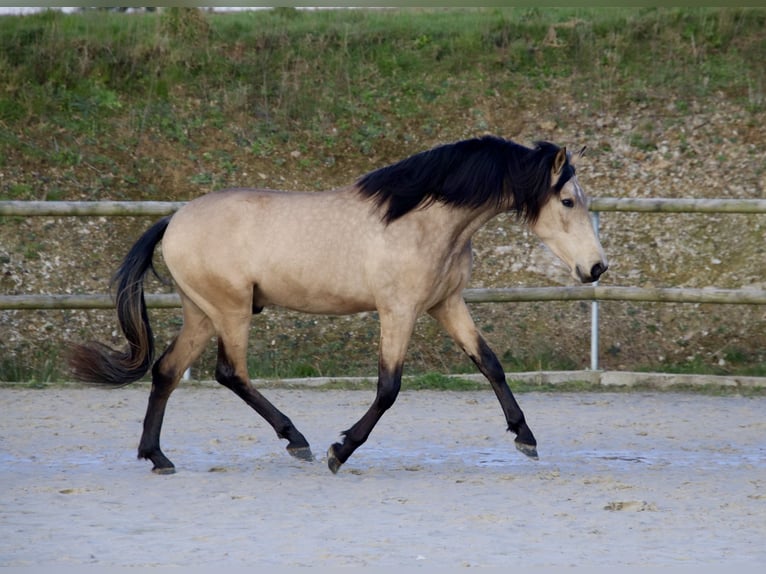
[216,341,311,458]
[471,337,537,457]
[138,351,179,473]
[327,362,402,473]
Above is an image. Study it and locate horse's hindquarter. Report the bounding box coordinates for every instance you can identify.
[162,188,477,317]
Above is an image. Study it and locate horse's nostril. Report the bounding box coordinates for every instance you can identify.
[590,262,607,281]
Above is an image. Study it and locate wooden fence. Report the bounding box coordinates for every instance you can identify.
[2,198,766,371]
[3,197,766,216]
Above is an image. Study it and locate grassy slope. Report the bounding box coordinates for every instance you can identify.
[1,7,765,382]
[2,7,763,202]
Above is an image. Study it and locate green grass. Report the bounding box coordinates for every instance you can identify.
[1,7,764,191]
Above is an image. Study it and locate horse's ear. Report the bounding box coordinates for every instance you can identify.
[553,147,567,176]
[569,145,586,166]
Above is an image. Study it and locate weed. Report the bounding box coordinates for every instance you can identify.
[0,348,62,384]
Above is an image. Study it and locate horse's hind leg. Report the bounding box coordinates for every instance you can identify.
[139,301,215,474]
[429,296,538,459]
[214,317,313,461]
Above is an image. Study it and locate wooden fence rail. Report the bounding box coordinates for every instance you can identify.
[3,198,766,216]
[589,197,766,214]
[3,286,766,310]
[0,201,184,217]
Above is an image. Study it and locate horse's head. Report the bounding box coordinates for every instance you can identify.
[528,147,608,283]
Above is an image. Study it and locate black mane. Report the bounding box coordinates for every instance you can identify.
[357,136,574,224]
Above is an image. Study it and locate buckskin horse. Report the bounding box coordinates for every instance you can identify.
[69,135,608,474]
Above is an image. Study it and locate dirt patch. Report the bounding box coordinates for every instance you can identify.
[1,386,764,566]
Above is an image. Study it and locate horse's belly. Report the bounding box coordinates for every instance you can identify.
[255,279,376,315]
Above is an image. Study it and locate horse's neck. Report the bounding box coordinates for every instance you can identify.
[408,201,506,250]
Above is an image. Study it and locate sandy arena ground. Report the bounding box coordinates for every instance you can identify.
[1,386,765,567]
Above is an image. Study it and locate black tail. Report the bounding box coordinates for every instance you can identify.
[69,217,171,386]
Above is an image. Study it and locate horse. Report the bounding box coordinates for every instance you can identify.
[69,135,608,474]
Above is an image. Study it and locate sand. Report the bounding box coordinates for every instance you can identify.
[1,386,765,567]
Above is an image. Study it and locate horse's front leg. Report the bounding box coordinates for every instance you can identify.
[327,309,415,474]
[429,296,538,459]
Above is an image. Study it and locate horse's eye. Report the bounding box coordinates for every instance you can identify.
[562,198,575,208]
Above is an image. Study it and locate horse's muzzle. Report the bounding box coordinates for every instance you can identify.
[576,261,608,283]
[590,261,608,282]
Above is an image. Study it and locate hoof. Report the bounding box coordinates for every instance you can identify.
[327,444,343,474]
[141,449,175,474]
[515,440,539,460]
[287,445,315,462]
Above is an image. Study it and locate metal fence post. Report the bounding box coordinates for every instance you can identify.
[591,211,600,371]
